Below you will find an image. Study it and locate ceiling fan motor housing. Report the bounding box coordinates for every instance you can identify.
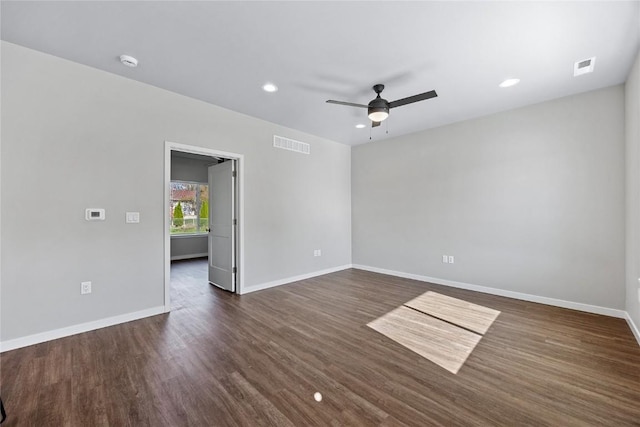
[368,96,389,119]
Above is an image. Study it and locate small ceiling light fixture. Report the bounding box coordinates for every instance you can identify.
[499,78,520,88]
[499,79,520,87]
[262,83,278,93]
[355,124,366,129]
[119,55,138,68]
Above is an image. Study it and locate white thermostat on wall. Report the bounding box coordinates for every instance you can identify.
[85,208,105,221]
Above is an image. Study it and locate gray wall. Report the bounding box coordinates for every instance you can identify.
[171,235,207,260]
[170,154,212,259]
[626,50,640,328]
[352,85,626,309]
[1,42,351,342]
[171,155,212,182]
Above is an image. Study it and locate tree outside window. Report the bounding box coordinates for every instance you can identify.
[170,181,209,235]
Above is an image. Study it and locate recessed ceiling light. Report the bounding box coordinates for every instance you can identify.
[119,55,138,68]
[355,124,366,129]
[499,78,520,88]
[262,83,278,93]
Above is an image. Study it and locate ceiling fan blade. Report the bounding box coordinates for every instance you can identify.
[388,90,437,109]
[326,100,369,108]
[372,121,381,128]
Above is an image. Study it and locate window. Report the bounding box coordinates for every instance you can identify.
[170,181,209,235]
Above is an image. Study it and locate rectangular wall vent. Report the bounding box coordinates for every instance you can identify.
[578,59,591,68]
[574,56,596,76]
[273,135,310,154]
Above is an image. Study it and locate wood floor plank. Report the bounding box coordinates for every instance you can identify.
[404,291,500,335]
[1,260,639,425]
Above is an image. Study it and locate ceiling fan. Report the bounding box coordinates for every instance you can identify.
[326,84,438,127]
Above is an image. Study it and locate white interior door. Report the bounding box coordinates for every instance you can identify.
[208,160,235,292]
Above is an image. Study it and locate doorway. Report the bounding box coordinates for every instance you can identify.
[164,141,244,312]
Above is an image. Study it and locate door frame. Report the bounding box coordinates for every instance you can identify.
[164,141,245,312]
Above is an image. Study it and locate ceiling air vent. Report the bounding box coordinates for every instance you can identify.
[574,57,596,76]
[273,135,310,155]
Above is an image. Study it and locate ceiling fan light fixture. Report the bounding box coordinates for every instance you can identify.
[368,107,389,122]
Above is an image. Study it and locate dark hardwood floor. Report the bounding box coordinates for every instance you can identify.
[1,258,639,426]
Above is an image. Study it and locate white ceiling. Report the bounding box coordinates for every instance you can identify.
[2,1,639,146]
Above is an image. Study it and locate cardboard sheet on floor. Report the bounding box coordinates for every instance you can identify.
[405,291,500,335]
[367,306,482,374]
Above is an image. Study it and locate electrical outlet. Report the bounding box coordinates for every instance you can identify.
[449,256,454,264]
[126,212,140,223]
[81,281,92,295]
[313,249,322,257]
[442,255,448,263]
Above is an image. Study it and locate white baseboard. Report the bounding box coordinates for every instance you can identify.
[625,312,640,345]
[0,305,166,353]
[352,264,627,319]
[241,264,353,295]
[171,253,208,261]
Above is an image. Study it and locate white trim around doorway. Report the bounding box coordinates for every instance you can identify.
[164,141,245,312]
